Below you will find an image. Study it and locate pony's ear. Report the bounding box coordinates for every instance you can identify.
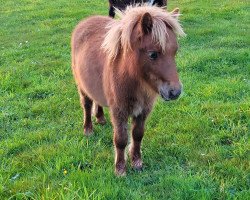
[171,8,180,19]
[140,12,153,35]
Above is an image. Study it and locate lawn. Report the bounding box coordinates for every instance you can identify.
[0,0,249,199]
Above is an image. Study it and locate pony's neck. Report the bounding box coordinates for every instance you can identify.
[111,50,141,91]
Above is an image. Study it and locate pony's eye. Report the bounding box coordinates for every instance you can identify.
[148,51,158,60]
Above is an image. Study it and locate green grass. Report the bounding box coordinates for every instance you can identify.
[0,0,249,199]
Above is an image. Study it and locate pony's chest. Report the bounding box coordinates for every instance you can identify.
[132,102,143,117]
[131,95,151,117]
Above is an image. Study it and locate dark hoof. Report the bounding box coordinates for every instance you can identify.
[131,159,143,171]
[115,168,126,177]
[115,162,126,176]
[84,125,93,136]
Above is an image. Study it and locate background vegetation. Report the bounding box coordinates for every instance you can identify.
[0,0,249,199]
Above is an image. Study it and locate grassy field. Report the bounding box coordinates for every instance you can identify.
[0,0,249,199]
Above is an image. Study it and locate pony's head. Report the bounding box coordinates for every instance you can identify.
[103,5,185,101]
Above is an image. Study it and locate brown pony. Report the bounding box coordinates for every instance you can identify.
[108,0,168,18]
[71,5,185,176]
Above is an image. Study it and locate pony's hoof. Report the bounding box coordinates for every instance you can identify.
[132,159,143,171]
[84,127,93,136]
[115,168,126,177]
[96,117,106,125]
[115,163,126,176]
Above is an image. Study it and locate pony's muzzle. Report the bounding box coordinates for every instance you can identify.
[159,82,182,101]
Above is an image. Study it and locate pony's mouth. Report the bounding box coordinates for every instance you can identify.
[160,90,171,101]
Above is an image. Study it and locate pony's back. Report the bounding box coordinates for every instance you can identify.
[72,16,112,56]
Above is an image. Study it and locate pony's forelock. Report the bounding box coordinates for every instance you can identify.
[102,5,185,60]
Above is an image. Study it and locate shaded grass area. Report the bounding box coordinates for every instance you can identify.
[0,0,249,199]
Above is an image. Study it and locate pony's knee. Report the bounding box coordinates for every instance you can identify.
[132,126,144,142]
[114,132,128,149]
[132,115,146,142]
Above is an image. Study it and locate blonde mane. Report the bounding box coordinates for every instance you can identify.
[102,5,185,60]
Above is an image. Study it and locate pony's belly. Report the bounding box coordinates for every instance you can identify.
[78,70,108,107]
[74,50,108,107]
[89,92,108,107]
[79,81,108,107]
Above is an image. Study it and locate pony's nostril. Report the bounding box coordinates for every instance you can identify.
[169,90,175,99]
[169,89,181,100]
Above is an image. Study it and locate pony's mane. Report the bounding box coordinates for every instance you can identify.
[102,5,185,60]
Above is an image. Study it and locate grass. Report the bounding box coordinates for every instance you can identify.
[0,0,249,199]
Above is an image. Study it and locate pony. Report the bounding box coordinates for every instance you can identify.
[71,5,185,176]
[108,0,168,18]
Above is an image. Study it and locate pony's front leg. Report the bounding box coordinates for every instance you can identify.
[130,112,147,170]
[110,108,128,176]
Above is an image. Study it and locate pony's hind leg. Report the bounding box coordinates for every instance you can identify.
[79,90,93,135]
[95,105,106,125]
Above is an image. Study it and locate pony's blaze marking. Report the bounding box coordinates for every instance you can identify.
[71,5,185,176]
